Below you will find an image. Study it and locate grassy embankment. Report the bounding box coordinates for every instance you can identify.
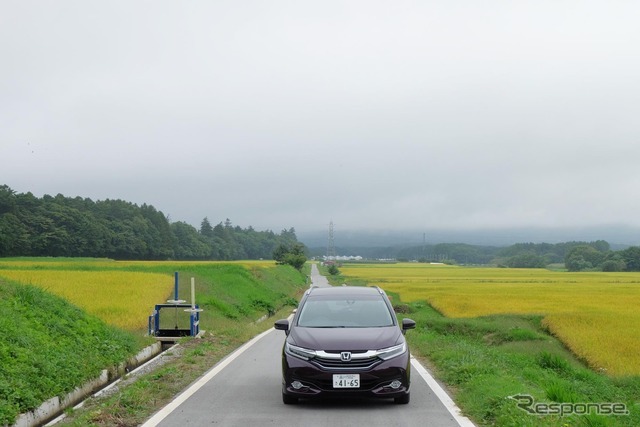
[0,258,308,426]
[328,263,640,427]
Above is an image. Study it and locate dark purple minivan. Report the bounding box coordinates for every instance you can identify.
[274,286,415,404]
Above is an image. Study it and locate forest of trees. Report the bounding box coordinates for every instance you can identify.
[489,241,640,272]
[0,185,303,261]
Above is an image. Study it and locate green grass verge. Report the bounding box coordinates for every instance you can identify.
[0,281,138,425]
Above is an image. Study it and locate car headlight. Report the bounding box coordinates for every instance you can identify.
[377,342,407,360]
[285,342,317,361]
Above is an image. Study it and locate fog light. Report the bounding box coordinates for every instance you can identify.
[389,380,402,389]
[291,381,304,390]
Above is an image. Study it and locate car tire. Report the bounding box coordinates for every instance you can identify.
[282,392,298,404]
[394,392,410,404]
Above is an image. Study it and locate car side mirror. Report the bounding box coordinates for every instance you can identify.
[274,319,290,335]
[402,318,416,334]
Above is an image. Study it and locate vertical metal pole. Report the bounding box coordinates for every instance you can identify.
[190,278,196,336]
[174,272,179,301]
[191,277,196,309]
[191,312,195,336]
[192,306,200,336]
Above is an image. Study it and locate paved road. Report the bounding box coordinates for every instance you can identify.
[309,263,330,287]
[143,264,474,427]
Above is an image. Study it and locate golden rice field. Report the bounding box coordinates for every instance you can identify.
[0,269,173,330]
[340,263,640,377]
[0,259,278,331]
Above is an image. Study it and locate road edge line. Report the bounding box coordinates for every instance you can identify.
[411,356,476,427]
[140,328,275,427]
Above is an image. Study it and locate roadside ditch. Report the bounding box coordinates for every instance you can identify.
[13,342,168,427]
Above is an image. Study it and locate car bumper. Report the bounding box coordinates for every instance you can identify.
[282,352,411,400]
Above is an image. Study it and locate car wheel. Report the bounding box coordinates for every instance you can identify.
[394,392,410,404]
[282,392,298,404]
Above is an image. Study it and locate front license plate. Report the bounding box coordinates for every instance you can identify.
[333,374,360,388]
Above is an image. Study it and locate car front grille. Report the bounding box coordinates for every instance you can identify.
[312,351,381,370]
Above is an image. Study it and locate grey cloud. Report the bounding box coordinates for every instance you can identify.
[2,1,640,239]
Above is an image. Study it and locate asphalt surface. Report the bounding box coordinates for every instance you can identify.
[309,263,331,287]
[143,264,473,427]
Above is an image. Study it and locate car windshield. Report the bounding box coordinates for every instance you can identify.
[297,296,394,328]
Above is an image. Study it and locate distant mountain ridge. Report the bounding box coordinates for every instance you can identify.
[298,225,640,249]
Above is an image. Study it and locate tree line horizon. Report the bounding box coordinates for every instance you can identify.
[0,185,302,261]
[2,184,640,271]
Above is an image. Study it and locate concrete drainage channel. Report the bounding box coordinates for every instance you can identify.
[13,342,172,427]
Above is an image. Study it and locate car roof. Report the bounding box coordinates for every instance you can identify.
[306,286,384,297]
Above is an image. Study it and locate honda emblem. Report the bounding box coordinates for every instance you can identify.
[340,351,352,362]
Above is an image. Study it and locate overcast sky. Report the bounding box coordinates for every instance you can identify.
[2,1,640,238]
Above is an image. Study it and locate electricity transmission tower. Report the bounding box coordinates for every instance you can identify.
[327,220,336,260]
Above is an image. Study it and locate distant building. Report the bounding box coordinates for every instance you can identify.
[322,255,363,262]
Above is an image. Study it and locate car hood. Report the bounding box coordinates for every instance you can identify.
[289,326,402,351]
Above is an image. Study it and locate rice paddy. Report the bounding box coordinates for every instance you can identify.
[339,263,640,376]
[0,258,283,332]
[0,269,172,330]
